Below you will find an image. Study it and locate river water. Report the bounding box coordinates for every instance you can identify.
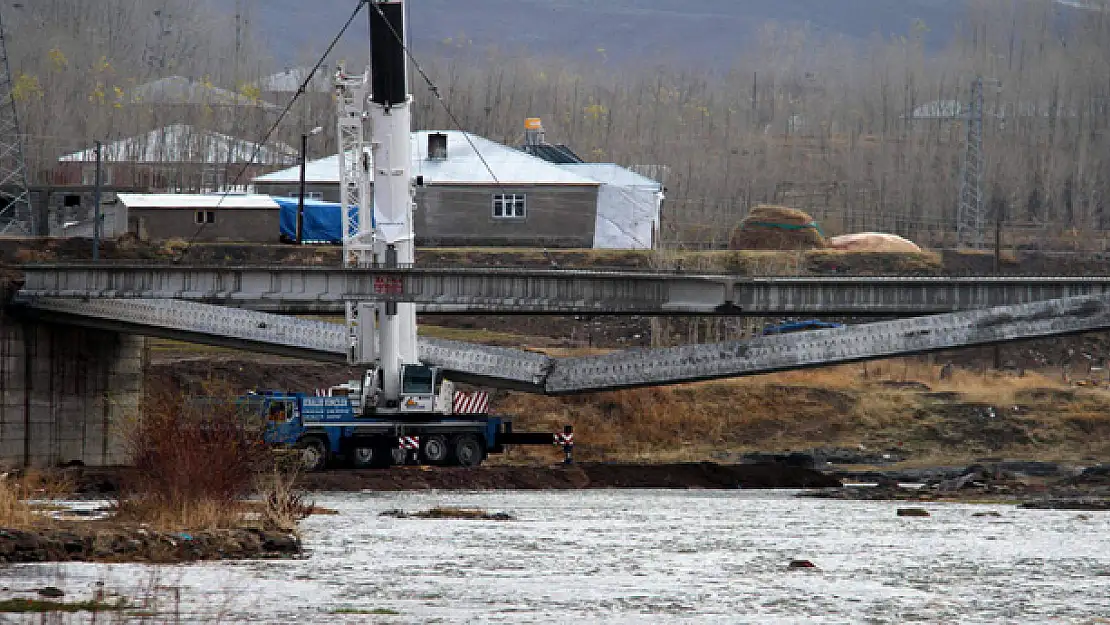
[3,489,1110,623]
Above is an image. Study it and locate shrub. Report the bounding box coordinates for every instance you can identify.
[118,385,269,529]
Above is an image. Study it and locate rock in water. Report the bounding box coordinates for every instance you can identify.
[37,587,65,598]
[788,560,817,569]
[897,507,931,517]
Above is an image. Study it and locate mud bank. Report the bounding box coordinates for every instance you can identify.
[803,462,1110,509]
[0,526,301,564]
[298,462,841,491]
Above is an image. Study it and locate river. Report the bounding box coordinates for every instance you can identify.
[3,489,1109,623]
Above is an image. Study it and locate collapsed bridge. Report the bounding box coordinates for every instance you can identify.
[8,262,1110,467]
[14,290,1110,395]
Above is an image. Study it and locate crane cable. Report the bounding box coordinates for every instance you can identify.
[366,1,509,195]
[175,0,366,262]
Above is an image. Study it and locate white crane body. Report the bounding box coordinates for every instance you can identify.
[296,0,574,469]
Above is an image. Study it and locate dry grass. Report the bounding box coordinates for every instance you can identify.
[253,465,313,532]
[494,357,1110,464]
[0,470,78,529]
[0,478,34,528]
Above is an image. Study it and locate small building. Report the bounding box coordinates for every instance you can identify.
[118,193,281,243]
[253,130,662,248]
[55,125,298,193]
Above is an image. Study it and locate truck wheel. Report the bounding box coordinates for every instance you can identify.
[297,437,328,472]
[351,444,376,469]
[452,435,483,468]
[421,435,450,465]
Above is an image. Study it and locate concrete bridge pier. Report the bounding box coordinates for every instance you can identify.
[0,313,144,468]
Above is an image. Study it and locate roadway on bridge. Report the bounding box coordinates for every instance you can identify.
[17,263,1110,316]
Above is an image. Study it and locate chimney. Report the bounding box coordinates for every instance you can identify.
[524,117,545,146]
[427,132,447,160]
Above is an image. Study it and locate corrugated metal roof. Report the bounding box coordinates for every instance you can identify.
[254,131,599,186]
[554,163,663,189]
[909,100,963,119]
[260,68,329,93]
[130,76,279,111]
[117,193,279,210]
[254,152,349,184]
[58,125,299,165]
[520,143,584,164]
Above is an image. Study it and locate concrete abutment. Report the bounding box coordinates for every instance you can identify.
[0,312,144,468]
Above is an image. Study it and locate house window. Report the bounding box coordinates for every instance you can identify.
[63,195,81,208]
[194,210,215,224]
[492,193,526,219]
[287,191,323,200]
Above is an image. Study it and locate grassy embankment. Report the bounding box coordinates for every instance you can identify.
[492,358,1110,466]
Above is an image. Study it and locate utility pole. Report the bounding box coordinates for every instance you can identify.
[297,126,323,245]
[297,132,307,244]
[92,141,102,261]
[0,6,33,235]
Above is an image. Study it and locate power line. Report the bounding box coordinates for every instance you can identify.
[175,0,366,262]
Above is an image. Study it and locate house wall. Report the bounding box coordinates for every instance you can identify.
[416,185,599,247]
[128,207,280,243]
[12,186,140,237]
[252,181,600,247]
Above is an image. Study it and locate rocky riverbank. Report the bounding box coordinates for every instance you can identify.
[0,526,301,564]
[302,462,842,490]
[801,462,1110,509]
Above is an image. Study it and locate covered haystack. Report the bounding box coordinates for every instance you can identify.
[729,205,826,250]
[827,233,922,253]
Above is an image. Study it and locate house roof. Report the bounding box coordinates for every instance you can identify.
[555,163,663,189]
[254,131,600,186]
[130,76,279,111]
[58,125,299,165]
[520,143,584,164]
[909,100,963,120]
[117,193,279,210]
[908,99,1083,121]
[260,67,329,93]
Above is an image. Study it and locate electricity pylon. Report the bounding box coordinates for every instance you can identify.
[0,6,33,235]
[956,77,987,249]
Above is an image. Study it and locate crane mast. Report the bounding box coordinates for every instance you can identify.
[335,0,417,405]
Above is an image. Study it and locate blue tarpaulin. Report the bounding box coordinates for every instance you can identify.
[275,197,370,244]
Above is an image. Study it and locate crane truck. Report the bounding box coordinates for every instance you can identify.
[251,0,572,470]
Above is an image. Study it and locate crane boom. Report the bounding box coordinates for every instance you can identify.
[264,0,574,469]
[335,0,418,404]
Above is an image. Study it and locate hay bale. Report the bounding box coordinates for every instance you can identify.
[827,233,922,253]
[729,205,826,250]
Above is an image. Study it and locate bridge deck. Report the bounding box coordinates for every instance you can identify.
[17,293,1110,395]
[17,264,1110,315]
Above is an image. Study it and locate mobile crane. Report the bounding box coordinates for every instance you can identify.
[253,0,571,470]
